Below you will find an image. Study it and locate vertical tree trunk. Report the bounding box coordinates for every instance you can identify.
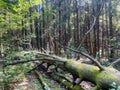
[34,17,40,50]
[0,33,3,58]
[109,0,114,61]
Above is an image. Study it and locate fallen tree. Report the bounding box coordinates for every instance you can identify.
[3,52,120,90]
[38,55,120,90]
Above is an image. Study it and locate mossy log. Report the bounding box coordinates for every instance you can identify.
[65,60,120,89]
[35,54,120,90]
[49,73,83,90]
[4,52,120,90]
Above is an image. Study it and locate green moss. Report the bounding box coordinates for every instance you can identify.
[66,61,100,82]
[66,60,120,89]
[96,67,120,89]
[97,72,117,80]
[72,85,83,90]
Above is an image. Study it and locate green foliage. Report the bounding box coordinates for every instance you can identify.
[0,64,34,89]
[0,51,36,89]
[0,0,42,33]
[0,0,6,7]
[5,51,36,63]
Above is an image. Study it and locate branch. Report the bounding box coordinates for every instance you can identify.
[77,0,104,50]
[77,16,96,49]
[110,58,120,67]
[35,53,59,59]
[50,73,83,90]
[60,44,105,71]
[3,58,66,67]
[0,60,6,62]
[35,70,51,90]
[35,53,66,62]
[27,62,43,73]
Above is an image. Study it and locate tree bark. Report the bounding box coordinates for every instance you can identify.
[35,53,120,89]
[4,52,120,89]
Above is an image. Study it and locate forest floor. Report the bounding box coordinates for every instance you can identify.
[13,72,66,90]
[12,73,94,90]
[12,57,96,90]
[0,57,98,90]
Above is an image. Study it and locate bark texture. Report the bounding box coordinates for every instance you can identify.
[4,52,120,89]
[36,54,120,89]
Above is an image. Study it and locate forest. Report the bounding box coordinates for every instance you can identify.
[0,0,120,90]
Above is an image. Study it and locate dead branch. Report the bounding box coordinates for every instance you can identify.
[35,70,51,90]
[0,60,6,62]
[47,72,83,90]
[77,0,104,50]
[3,58,66,67]
[27,62,43,73]
[60,44,105,71]
[77,15,96,49]
[110,58,120,67]
[35,53,61,60]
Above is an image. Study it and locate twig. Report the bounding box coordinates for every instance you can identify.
[110,58,120,67]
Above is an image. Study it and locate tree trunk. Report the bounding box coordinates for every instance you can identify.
[34,54,120,90]
[4,52,120,90]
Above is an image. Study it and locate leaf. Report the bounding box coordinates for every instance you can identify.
[34,0,43,5]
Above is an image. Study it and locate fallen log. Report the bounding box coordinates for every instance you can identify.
[4,52,120,90]
[49,73,84,90]
[64,60,120,90]
[35,54,120,90]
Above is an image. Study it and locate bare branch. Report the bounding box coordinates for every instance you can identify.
[110,58,120,67]
[59,44,105,71]
[95,0,105,17]
[3,58,66,67]
[85,16,97,35]
[77,0,104,50]
[77,16,96,49]
[0,60,6,62]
